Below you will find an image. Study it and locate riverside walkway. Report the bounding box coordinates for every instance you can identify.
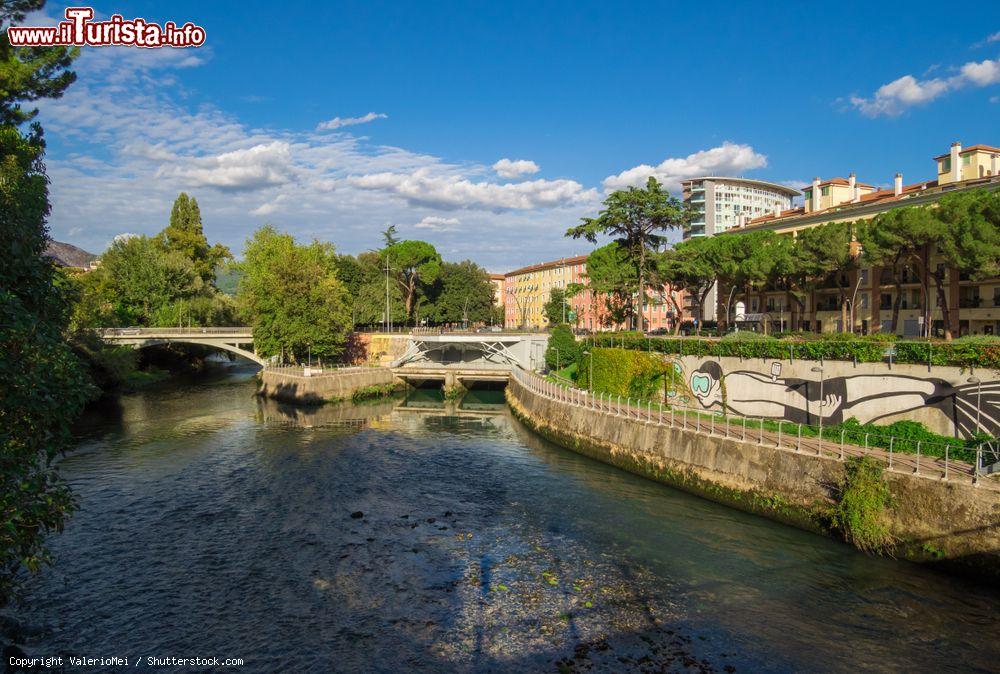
[511,368,998,490]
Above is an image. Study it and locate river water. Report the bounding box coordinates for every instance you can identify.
[14,367,1000,672]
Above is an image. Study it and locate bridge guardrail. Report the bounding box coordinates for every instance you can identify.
[512,367,996,490]
[98,327,253,336]
[262,363,382,378]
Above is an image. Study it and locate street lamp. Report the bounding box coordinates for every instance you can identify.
[968,376,982,433]
[582,350,592,391]
[811,366,825,440]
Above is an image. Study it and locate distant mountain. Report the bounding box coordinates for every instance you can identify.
[44,240,97,268]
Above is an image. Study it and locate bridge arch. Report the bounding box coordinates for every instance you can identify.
[97,328,265,366]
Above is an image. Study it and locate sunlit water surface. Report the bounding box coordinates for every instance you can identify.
[14,368,1000,672]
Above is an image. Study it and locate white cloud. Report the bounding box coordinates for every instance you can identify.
[960,58,1000,86]
[850,58,1000,117]
[602,142,767,192]
[414,216,460,231]
[350,167,597,211]
[156,142,295,192]
[972,31,1000,48]
[316,112,388,131]
[492,158,540,179]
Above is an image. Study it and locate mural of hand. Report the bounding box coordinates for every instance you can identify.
[821,393,842,418]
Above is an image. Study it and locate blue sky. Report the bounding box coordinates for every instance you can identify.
[22,1,1000,270]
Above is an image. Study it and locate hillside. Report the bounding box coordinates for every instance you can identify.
[44,240,97,268]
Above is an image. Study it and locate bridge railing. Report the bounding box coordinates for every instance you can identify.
[97,327,253,336]
[512,367,996,490]
[262,363,381,378]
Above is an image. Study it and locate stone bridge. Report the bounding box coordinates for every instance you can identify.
[97,327,263,365]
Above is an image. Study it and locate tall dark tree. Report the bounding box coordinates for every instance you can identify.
[567,177,689,329]
[657,236,721,330]
[382,240,441,324]
[159,192,231,284]
[583,243,637,328]
[1,0,91,607]
[1,1,78,126]
[543,287,568,325]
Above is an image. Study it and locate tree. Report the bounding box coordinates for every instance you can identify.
[382,240,441,324]
[1,1,91,607]
[1,1,78,125]
[567,177,689,330]
[796,221,858,332]
[545,324,579,371]
[97,235,202,325]
[237,226,351,362]
[657,236,720,331]
[933,190,1000,340]
[381,224,400,247]
[428,260,495,325]
[543,287,568,326]
[857,208,934,334]
[584,243,637,328]
[159,193,231,284]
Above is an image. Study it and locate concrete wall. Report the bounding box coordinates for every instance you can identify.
[259,368,396,404]
[655,354,998,438]
[506,376,1000,579]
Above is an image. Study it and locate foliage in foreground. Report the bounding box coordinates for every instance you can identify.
[545,324,579,370]
[831,457,894,554]
[0,127,92,606]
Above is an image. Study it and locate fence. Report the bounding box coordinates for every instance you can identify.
[262,363,380,378]
[512,367,998,490]
[97,326,253,336]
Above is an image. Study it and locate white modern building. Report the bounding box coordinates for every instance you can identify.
[680,177,800,320]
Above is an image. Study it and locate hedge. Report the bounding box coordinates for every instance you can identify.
[580,333,1000,371]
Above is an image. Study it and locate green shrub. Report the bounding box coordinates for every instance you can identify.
[581,347,667,399]
[545,324,579,370]
[831,456,894,554]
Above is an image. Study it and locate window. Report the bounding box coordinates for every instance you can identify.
[821,186,830,196]
[962,154,971,166]
[941,157,951,173]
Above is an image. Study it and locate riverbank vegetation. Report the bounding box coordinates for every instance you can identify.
[831,457,894,554]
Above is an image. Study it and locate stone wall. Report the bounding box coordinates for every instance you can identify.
[259,367,396,404]
[506,375,1000,579]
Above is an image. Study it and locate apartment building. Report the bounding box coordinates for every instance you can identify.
[681,177,800,320]
[489,273,504,307]
[730,141,1000,337]
[503,255,685,331]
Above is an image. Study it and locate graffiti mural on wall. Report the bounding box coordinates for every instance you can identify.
[683,360,999,438]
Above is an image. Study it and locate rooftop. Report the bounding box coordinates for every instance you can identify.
[680,176,801,197]
[505,254,589,278]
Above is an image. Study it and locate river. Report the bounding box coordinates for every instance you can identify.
[14,367,1000,672]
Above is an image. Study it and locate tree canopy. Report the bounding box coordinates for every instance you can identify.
[160,193,231,284]
[567,177,689,329]
[382,240,441,324]
[237,226,351,362]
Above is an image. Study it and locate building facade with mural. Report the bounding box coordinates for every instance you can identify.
[503,255,686,331]
[727,141,1000,337]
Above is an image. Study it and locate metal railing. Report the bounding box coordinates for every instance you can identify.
[97,326,253,336]
[511,367,997,490]
[262,363,380,378]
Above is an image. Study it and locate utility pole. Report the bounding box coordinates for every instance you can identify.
[384,255,392,333]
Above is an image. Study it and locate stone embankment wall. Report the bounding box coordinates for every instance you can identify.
[259,367,396,404]
[506,375,1000,579]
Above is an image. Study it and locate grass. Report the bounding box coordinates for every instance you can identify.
[350,383,397,403]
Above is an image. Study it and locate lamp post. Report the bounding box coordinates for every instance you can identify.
[582,350,592,391]
[968,376,982,432]
[811,366,825,441]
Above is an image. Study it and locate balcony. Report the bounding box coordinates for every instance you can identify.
[959,297,982,309]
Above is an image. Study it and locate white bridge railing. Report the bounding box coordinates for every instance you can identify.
[511,367,997,490]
